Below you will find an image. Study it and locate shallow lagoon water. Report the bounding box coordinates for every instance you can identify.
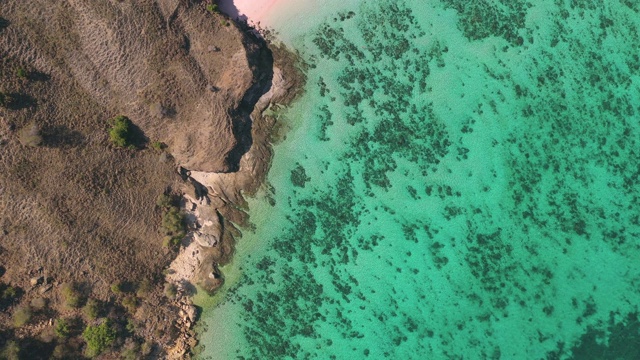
[197,1,640,358]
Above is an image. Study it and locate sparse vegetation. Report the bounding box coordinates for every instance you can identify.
[83,319,116,357]
[12,305,32,327]
[108,115,136,148]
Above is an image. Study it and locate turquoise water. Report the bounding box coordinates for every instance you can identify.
[197,1,640,358]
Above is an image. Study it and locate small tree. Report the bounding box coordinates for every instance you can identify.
[108,115,134,148]
[83,320,116,357]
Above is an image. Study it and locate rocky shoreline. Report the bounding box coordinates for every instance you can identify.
[164,27,305,358]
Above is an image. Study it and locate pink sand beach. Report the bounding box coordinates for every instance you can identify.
[217,0,283,25]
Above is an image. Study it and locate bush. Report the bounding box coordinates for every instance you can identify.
[141,341,153,356]
[156,193,174,209]
[83,299,100,320]
[61,283,81,308]
[16,67,27,79]
[18,122,43,147]
[206,4,219,13]
[55,318,71,338]
[110,281,123,295]
[83,320,116,357]
[150,141,165,151]
[30,297,47,310]
[1,284,18,300]
[1,340,20,360]
[164,283,177,299]
[52,344,71,359]
[121,295,139,313]
[13,305,32,327]
[108,115,134,148]
[136,278,153,298]
[162,207,185,236]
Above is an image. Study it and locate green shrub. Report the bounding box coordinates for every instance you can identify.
[125,319,136,334]
[1,284,18,300]
[156,193,174,209]
[162,207,185,236]
[83,299,100,320]
[108,115,134,148]
[55,318,71,338]
[121,295,139,313]
[13,305,32,327]
[61,283,81,308]
[16,67,27,79]
[136,278,153,298]
[206,4,219,13]
[150,141,165,151]
[1,340,20,360]
[83,320,116,357]
[110,281,123,295]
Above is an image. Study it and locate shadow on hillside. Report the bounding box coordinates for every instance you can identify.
[224,33,274,171]
[28,71,50,82]
[128,122,149,149]
[42,125,84,148]
[0,17,9,30]
[217,0,248,22]
[6,93,36,110]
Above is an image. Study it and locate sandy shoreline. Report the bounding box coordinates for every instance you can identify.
[218,0,281,24]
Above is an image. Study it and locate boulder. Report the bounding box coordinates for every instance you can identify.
[184,305,197,323]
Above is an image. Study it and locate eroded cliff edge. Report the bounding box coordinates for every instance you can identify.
[0,1,302,358]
